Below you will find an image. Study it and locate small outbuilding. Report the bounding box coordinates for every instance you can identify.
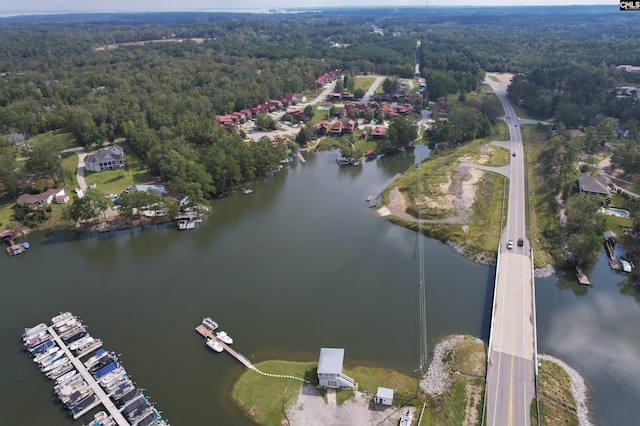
[374,387,394,406]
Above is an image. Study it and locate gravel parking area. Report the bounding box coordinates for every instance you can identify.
[285,385,415,426]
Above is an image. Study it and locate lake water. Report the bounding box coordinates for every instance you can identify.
[1,149,638,425]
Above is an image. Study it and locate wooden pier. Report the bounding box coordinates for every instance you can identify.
[194,325,254,369]
[296,152,306,163]
[575,265,591,286]
[47,327,130,425]
[367,173,401,208]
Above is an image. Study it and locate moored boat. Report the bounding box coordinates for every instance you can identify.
[51,312,74,325]
[202,317,218,331]
[206,338,223,353]
[216,331,233,345]
[399,410,413,426]
[22,323,48,340]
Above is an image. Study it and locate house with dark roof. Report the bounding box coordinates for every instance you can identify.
[85,145,125,172]
[317,348,355,389]
[316,121,329,136]
[17,188,64,206]
[342,119,356,134]
[578,173,609,197]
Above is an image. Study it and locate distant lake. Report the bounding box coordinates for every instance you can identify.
[1,149,638,425]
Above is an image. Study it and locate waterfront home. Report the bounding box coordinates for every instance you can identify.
[84,145,125,172]
[317,348,356,389]
[17,188,64,206]
[131,184,167,196]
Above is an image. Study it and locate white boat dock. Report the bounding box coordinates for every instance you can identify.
[47,326,130,425]
[296,152,306,163]
[195,324,253,368]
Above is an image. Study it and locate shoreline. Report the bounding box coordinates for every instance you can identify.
[538,354,594,426]
[421,335,592,425]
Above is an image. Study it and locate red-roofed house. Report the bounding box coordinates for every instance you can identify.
[330,121,343,136]
[372,127,387,139]
[343,119,356,134]
[316,121,329,136]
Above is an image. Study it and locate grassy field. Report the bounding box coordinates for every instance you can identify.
[387,136,510,259]
[537,359,579,426]
[353,76,377,92]
[82,143,153,195]
[346,366,419,404]
[232,360,317,426]
[0,200,15,229]
[24,131,76,153]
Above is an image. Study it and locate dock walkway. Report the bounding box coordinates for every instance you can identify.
[296,152,306,163]
[194,324,309,383]
[47,326,130,425]
[368,173,401,207]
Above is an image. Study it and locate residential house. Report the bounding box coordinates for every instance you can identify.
[578,173,609,197]
[55,189,70,204]
[174,194,190,209]
[374,387,394,406]
[342,119,356,134]
[3,132,26,149]
[317,348,356,389]
[617,65,640,73]
[84,145,125,172]
[316,121,329,136]
[372,127,387,139]
[17,188,61,206]
[330,121,343,136]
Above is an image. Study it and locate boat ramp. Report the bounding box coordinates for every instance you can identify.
[367,173,401,208]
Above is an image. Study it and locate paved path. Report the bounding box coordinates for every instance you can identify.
[361,76,384,104]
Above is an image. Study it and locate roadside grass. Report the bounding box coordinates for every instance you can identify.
[469,173,508,256]
[537,359,579,426]
[83,143,153,195]
[487,75,499,82]
[421,337,486,426]
[353,76,377,92]
[231,360,316,426]
[522,124,556,268]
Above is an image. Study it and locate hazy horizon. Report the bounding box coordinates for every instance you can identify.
[0,1,620,16]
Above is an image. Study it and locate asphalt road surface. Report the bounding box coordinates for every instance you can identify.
[484,76,536,426]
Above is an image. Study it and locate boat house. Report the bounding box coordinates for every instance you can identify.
[317,348,356,389]
[374,387,394,406]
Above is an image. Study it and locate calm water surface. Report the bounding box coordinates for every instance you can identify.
[1,149,638,425]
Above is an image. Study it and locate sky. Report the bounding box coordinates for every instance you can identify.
[0,1,619,15]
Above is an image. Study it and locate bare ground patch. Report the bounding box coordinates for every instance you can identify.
[386,165,484,225]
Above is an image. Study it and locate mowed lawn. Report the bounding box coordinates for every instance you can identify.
[82,143,153,195]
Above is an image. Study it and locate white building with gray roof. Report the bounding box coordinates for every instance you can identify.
[84,145,125,172]
[317,348,356,389]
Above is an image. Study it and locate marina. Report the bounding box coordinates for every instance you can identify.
[22,313,170,426]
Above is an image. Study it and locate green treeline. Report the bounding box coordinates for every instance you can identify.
[1,6,640,215]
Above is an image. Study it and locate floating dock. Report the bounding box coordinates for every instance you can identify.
[194,324,254,369]
[47,327,130,424]
[575,265,591,285]
[367,173,401,208]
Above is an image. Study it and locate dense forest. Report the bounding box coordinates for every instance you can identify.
[1,6,640,254]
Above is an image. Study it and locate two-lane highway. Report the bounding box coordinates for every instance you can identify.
[485,76,536,426]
